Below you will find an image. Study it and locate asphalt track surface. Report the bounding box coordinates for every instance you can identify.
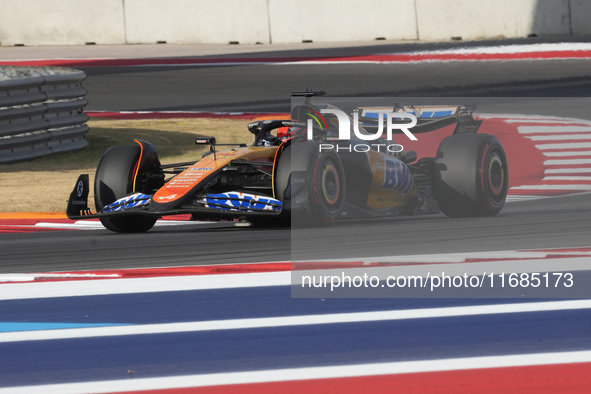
[0,192,588,273]
[82,58,591,113]
[66,39,591,113]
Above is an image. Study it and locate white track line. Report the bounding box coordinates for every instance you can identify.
[505,119,591,124]
[2,300,591,343]
[478,114,587,121]
[309,250,591,264]
[505,195,550,202]
[544,158,591,165]
[351,250,552,263]
[2,350,591,394]
[542,151,591,157]
[2,246,591,297]
[31,220,211,231]
[545,168,591,174]
[518,126,591,134]
[0,273,120,283]
[0,271,292,300]
[528,134,591,141]
[536,142,591,150]
[2,257,591,299]
[406,43,591,55]
[520,117,591,193]
[511,184,591,190]
[543,176,591,181]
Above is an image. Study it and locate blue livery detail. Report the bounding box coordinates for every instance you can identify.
[204,192,282,212]
[382,157,413,194]
[103,193,151,212]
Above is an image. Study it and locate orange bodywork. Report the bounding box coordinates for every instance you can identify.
[152,146,277,204]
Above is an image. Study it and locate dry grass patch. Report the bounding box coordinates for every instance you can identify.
[0,118,255,212]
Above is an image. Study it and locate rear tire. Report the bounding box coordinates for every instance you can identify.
[307,149,346,224]
[272,142,346,227]
[432,133,508,217]
[94,145,158,233]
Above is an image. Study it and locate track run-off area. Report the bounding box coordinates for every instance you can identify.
[2,261,591,393]
[2,40,591,392]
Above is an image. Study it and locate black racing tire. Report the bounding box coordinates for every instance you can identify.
[247,143,298,227]
[94,145,158,233]
[432,133,508,217]
[305,147,346,225]
[267,142,347,227]
[273,144,293,204]
[249,143,293,227]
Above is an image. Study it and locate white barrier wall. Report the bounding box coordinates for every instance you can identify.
[0,0,589,46]
[0,0,125,46]
[124,0,270,44]
[267,0,417,43]
[571,0,591,35]
[415,0,571,41]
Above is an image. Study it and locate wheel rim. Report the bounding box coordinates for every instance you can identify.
[313,156,343,218]
[486,149,507,204]
[322,162,340,206]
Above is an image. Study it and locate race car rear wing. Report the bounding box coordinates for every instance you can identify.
[358,104,482,135]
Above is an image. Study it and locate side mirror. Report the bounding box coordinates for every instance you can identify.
[195,137,216,145]
[196,136,217,159]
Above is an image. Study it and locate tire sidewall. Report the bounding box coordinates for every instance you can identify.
[478,141,508,214]
[94,145,140,211]
[308,149,346,223]
[94,144,157,233]
[433,133,508,217]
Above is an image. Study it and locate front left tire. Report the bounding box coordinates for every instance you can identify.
[94,144,160,233]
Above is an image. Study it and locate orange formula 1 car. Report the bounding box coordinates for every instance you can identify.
[67,96,508,232]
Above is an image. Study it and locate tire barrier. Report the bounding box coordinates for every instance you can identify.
[0,66,88,163]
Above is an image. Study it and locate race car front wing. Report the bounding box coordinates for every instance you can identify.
[66,174,283,220]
